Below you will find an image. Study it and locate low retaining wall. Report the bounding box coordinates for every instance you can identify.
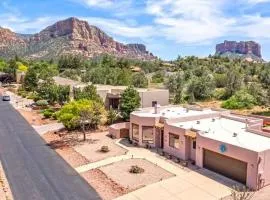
[109,122,130,139]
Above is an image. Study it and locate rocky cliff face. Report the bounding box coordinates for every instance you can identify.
[216,40,262,60]
[0,17,155,60]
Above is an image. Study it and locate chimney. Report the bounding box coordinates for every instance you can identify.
[154,103,160,114]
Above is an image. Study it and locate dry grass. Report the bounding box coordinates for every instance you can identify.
[196,101,269,115]
[100,158,174,190]
[81,169,129,200]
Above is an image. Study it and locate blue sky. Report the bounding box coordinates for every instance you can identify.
[2,0,270,60]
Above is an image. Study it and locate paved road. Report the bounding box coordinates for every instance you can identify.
[0,100,101,200]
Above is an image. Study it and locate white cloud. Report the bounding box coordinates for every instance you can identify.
[71,0,113,8]
[247,0,270,4]
[0,14,61,33]
[234,14,270,39]
[83,17,157,39]
[146,0,235,44]
[3,0,270,48]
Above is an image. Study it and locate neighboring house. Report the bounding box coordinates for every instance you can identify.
[53,76,169,109]
[110,105,270,190]
[92,84,169,109]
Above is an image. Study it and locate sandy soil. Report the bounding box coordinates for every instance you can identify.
[42,132,90,168]
[100,158,174,190]
[0,161,13,200]
[74,132,127,163]
[18,109,56,125]
[81,169,129,200]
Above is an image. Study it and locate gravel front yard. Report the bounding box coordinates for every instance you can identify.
[100,158,174,190]
[74,132,127,163]
[18,109,56,125]
[42,132,90,168]
[81,169,129,200]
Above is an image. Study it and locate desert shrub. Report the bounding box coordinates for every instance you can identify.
[42,108,55,119]
[100,146,109,153]
[213,88,227,100]
[151,71,165,83]
[57,113,78,130]
[36,100,49,107]
[230,185,255,200]
[129,165,144,174]
[221,90,256,109]
[17,89,28,97]
[107,109,119,125]
[214,73,227,88]
[26,92,39,100]
[52,112,58,120]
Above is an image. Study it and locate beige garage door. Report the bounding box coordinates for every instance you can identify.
[203,149,247,184]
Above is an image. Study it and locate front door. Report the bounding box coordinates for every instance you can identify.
[160,129,164,148]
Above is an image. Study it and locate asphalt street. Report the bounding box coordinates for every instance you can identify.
[0,100,101,200]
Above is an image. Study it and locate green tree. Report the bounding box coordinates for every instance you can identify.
[56,99,105,132]
[23,68,38,91]
[131,72,148,88]
[74,85,102,103]
[119,86,140,120]
[4,59,17,78]
[151,71,165,83]
[225,67,243,97]
[0,59,7,72]
[107,109,119,125]
[247,82,268,106]
[187,74,215,101]
[221,90,257,109]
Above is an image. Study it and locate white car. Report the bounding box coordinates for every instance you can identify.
[2,95,11,101]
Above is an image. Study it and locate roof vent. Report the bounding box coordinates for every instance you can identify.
[212,118,215,122]
[233,132,237,137]
[196,121,200,124]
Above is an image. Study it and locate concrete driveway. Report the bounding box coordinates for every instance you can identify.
[115,171,237,200]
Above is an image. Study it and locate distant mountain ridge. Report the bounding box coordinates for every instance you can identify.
[215,40,263,62]
[0,17,156,60]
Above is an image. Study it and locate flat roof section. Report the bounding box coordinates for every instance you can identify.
[173,118,270,152]
[133,106,217,119]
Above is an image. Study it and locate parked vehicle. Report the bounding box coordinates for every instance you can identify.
[2,95,11,101]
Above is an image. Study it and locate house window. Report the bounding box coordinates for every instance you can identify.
[132,124,139,141]
[169,133,180,149]
[142,126,154,143]
[193,141,196,149]
[152,101,157,107]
